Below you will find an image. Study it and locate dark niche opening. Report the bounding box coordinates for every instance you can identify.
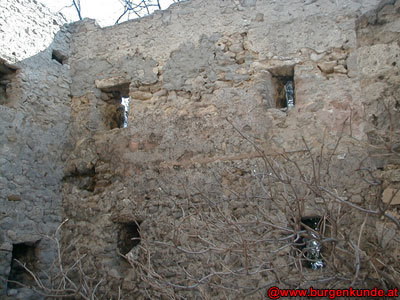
[117,221,141,255]
[51,49,67,65]
[99,84,130,130]
[69,166,96,192]
[8,242,39,289]
[294,216,326,270]
[0,61,18,105]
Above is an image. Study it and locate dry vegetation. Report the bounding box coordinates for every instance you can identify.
[8,100,400,299]
[126,115,399,299]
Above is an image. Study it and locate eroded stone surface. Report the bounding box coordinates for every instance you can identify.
[1,0,400,299]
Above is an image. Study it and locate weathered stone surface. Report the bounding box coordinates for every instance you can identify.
[95,76,130,90]
[130,91,153,100]
[0,0,67,64]
[1,0,400,299]
[382,188,400,205]
[7,194,21,201]
[333,64,347,74]
[0,243,12,251]
[0,0,72,295]
[255,12,264,22]
[318,61,336,74]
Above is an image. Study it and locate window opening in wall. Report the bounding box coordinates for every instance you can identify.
[117,221,141,255]
[268,64,295,109]
[121,97,130,128]
[285,80,294,109]
[8,242,39,289]
[273,76,295,109]
[294,216,326,270]
[52,50,67,65]
[98,83,130,130]
[0,61,17,105]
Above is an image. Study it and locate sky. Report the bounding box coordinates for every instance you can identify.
[38,0,176,27]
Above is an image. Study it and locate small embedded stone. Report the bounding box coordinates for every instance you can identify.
[255,13,264,22]
[228,44,243,54]
[351,195,363,204]
[129,141,140,152]
[153,89,167,98]
[7,289,18,297]
[0,243,12,251]
[95,76,129,90]
[318,61,336,74]
[382,188,400,205]
[130,91,153,100]
[8,194,21,201]
[334,65,347,74]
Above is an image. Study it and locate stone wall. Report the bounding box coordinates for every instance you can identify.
[0,0,71,298]
[1,0,399,298]
[62,0,398,298]
[0,0,66,64]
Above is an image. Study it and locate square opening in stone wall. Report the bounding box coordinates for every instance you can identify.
[7,242,39,289]
[52,49,67,65]
[0,61,18,105]
[99,84,130,129]
[117,221,141,255]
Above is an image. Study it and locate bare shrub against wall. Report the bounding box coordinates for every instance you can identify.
[116,0,183,23]
[7,220,104,300]
[68,0,184,24]
[9,108,400,299]
[9,106,400,299]
[121,113,400,299]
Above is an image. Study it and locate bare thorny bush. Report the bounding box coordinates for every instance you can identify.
[68,0,183,24]
[116,0,183,23]
[7,219,106,300]
[123,101,400,299]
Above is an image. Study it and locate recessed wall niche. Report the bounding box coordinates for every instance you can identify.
[268,64,295,109]
[52,49,67,65]
[8,242,39,289]
[98,83,130,130]
[0,60,18,105]
[117,221,141,255]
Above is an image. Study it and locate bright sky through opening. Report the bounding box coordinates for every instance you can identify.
[39,0,177,27]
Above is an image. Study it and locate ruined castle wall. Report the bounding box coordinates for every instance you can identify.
[1,0,398,298]
[0,1,72,297]
[357,0,400,146]
[356,0,400,266]
[60,0,395,298]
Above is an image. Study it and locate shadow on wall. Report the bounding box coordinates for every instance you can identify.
[7,242,40,289]
[0,25,73,297]
[0,59,18,105]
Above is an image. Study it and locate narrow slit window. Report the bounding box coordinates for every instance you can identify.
[121,97,130,128]
[273,76,295,109]
[284,80,294,109]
